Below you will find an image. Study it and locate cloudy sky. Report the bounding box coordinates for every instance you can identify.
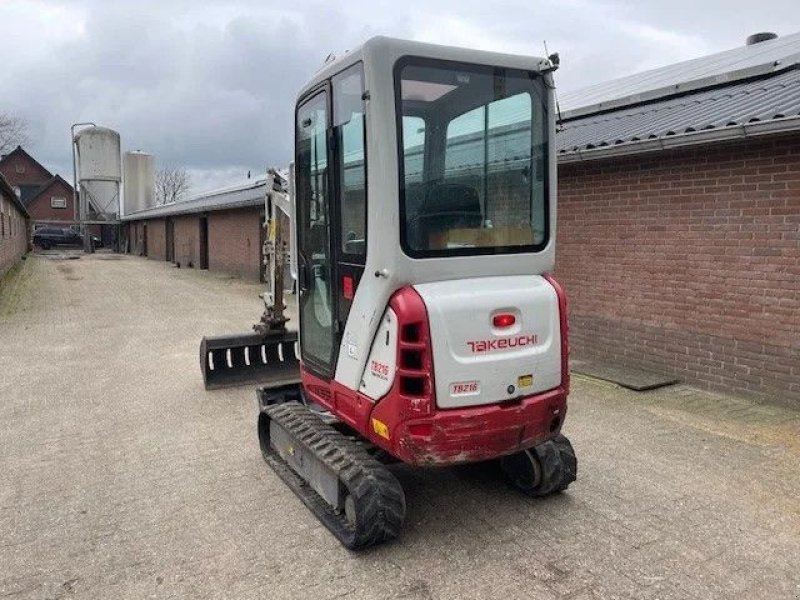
[2,0,799,194]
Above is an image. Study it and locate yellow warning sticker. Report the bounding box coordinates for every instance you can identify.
[517,374,534,388]
[371,418,390,440]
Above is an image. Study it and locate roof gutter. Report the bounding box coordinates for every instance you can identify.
[557,115,800,164]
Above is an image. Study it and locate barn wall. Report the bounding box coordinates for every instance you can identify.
[207,208,263,281]
[556,135,800,404]
[0,193,29,279]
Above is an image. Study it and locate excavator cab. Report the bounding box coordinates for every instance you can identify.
[202,37,575,549]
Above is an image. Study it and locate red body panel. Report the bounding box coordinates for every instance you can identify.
[300,278,570,467]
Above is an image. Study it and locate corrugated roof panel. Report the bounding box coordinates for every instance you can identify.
[122,179,266,221]
[559,31,800,117]
[557,67,800,154]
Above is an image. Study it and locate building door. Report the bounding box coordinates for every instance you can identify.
[199,216,209,270]
[295,89,336,379]
[165,219,175,262]
[142,223,148,256]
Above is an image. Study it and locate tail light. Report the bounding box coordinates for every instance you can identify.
[492,313,516,328]
[390,287,434,416]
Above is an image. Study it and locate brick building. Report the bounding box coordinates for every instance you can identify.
[0,173,30,278]
[123,180,265,281]
[555,32,800,404]
[0,146,77,226]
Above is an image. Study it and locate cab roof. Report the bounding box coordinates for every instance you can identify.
[297,36,551,101]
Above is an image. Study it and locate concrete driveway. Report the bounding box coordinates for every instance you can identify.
[1,254,798,599]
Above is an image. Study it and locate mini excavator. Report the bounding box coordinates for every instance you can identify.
[200,36,576,549]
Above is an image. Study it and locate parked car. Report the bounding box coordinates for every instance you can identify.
[33,227,84,250]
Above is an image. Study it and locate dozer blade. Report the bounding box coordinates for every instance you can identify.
[199,331,300,390]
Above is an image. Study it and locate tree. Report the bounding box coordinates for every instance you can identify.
[0,112,30,156]
[155,166,190,205]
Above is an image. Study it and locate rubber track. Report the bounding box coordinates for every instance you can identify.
[259,402,406,550]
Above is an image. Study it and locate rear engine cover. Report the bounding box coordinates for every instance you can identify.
[414,275,561,409]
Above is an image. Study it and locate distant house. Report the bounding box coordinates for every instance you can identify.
[0,146,77,228]
[23,175,77,226]
[0,172,30,278]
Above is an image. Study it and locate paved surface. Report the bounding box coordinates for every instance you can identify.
[1,253,799,600]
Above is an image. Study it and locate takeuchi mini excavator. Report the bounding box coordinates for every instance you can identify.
[200,36,576,549]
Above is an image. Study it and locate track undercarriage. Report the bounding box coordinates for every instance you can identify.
[257,387,406,549]
[256,384,577,549]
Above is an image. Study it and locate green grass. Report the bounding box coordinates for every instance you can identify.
[0,255,37,318]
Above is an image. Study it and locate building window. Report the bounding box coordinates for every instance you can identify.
[51,196,67,209]
[15,164,25,174]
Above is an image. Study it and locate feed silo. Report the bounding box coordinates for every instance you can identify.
[74,126,122,220]
[123,151,155,215]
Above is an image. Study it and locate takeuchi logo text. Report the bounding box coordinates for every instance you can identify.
[467,334,538,353]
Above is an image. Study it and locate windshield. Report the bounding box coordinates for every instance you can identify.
[395,58,549,257]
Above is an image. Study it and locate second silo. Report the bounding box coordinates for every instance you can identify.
[123,151,155,215]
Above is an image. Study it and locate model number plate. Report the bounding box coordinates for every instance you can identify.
[450,381,480,396]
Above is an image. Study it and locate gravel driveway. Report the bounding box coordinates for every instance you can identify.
[1,253,798,599]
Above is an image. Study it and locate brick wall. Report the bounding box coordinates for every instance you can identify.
[556,135,800,404]
[0,193,29,279]
[173,215,200,268]
[207,208,263,280]
[26,179,76,223]
[0,151,50,186]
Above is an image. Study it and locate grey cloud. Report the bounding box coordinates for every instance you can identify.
[1,0,798,193]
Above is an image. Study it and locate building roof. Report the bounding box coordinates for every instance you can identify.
[0,173,30,219]
[559,31,800,117]
[558,65,800,161]
[18,184,45,206]
[121,179,266,221]
[557,32,800,162]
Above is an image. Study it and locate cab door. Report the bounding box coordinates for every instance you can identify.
[295,65,368,381]
[295,89,336,378]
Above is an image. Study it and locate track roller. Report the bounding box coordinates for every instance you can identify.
[500,434,577,497]
[258,402,406,550]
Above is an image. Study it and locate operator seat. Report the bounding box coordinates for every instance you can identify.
[416,182,482,249]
